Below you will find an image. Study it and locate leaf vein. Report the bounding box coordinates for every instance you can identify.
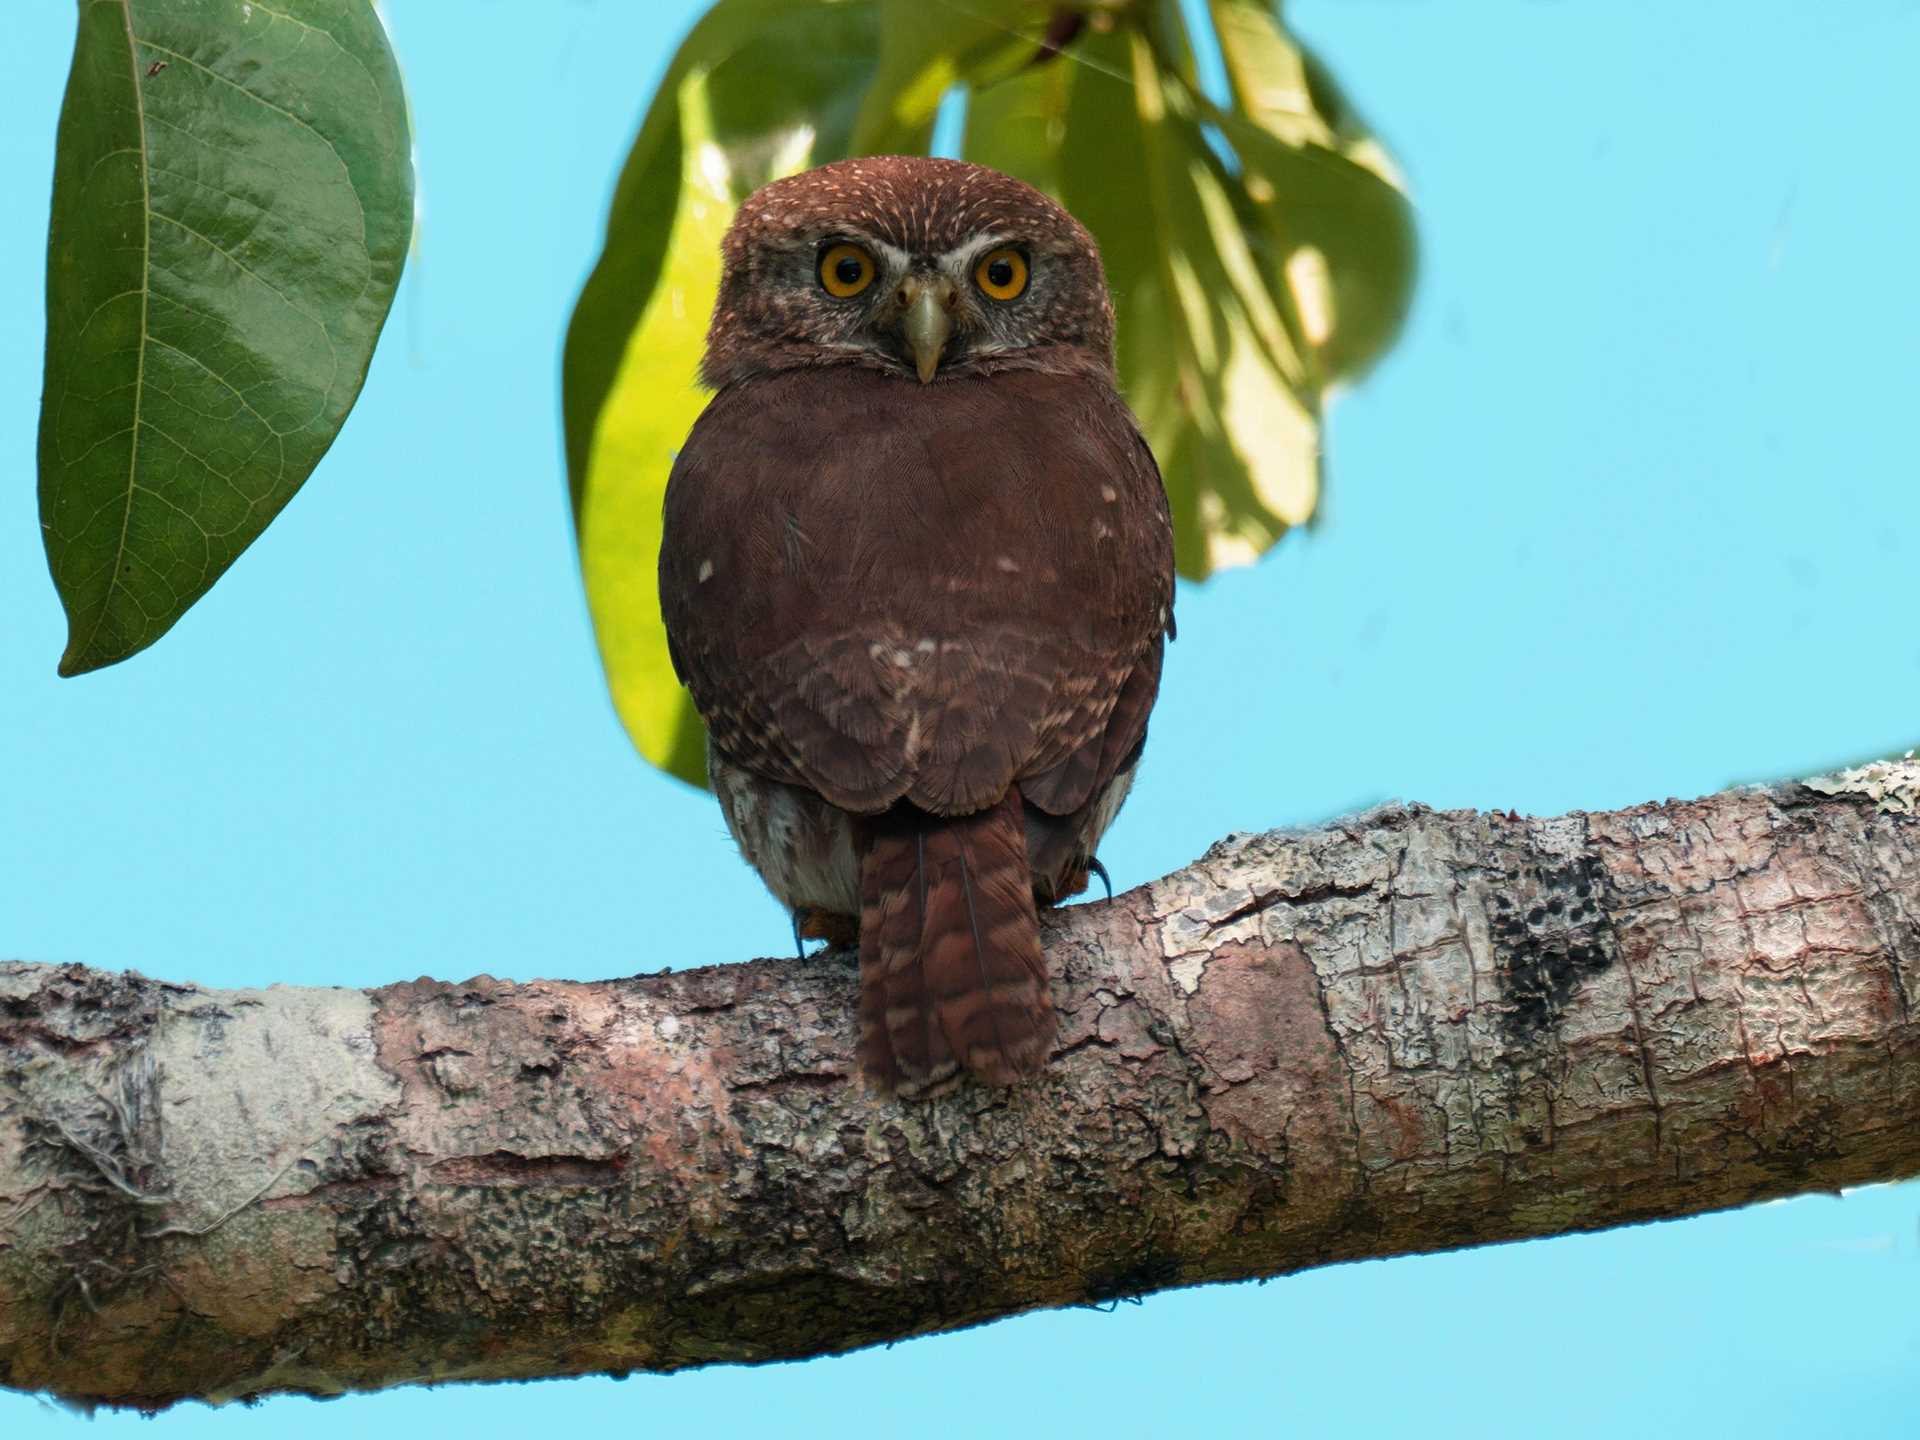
[133,37,372,253]
[146,334,292,438]
[70,0,159,669]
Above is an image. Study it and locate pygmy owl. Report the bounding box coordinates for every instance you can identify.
[659,156,1174,1096]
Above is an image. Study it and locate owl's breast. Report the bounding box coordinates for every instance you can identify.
[660,362,1173,816]
[668,365,1164,606]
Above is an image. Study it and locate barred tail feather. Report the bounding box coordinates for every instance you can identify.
[854,788,1055,1095]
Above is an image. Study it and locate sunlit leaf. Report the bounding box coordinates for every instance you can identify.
[1207,0,1416,382]
[563,0,880,786]
[962,3,1409,575]
[958,36,1071,190]
[1045,17,1316,575]
[850,0,1043,153]
[38,0,412,676]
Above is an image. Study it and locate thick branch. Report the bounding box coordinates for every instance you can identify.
[4,765,1920,1409]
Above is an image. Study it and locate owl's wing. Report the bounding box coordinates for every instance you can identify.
[660,363,1174,818]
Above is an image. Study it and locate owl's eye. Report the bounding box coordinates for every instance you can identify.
[819,243,876,298]
[974,247,1029,301]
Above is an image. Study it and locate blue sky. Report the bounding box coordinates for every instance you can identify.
[4,1,1919,1434]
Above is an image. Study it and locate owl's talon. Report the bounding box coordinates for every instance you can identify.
[1087,856,1113,901]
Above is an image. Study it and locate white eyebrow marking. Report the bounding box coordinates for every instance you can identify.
[866,237,913,273]
[940,232,1013,264]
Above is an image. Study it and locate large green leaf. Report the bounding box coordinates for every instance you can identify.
[38,0,412,676]
[563,0,881,786]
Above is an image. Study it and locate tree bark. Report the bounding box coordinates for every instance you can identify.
[3,763,1919,1410]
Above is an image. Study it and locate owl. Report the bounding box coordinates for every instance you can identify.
[659,156,1174,1096]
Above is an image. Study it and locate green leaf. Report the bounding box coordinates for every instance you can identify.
[849,0,1044,154]
[1041,18,1315,576]
[563,0,881,787]
[38,0,412,676]
[1207,0,1416,382]
[969,3,1414,575]
[959,28,1071,191]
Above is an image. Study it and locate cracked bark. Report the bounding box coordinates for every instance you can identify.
[4,767,1919,1410]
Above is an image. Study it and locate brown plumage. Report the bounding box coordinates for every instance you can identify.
[660,157,1174,1096]
[854,790,1050,1090]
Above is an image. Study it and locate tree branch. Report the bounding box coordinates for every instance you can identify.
[4,764,1919,1410]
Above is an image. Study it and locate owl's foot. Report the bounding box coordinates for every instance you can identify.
[794,906,859,950]
[1038,869,1084,905]
[1037,856,1113,907]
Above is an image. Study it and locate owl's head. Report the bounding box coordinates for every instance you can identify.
[700,156,1114,390]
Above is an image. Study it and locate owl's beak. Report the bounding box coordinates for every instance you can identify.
[900,276,955,384]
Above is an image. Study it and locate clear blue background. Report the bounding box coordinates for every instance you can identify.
[5,1,1919,1433]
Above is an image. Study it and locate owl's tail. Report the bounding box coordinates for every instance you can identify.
[853,788,1056,1096]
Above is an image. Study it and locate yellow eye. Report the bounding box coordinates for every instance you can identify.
[819,243,875,298]
[974,247,1028,301]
